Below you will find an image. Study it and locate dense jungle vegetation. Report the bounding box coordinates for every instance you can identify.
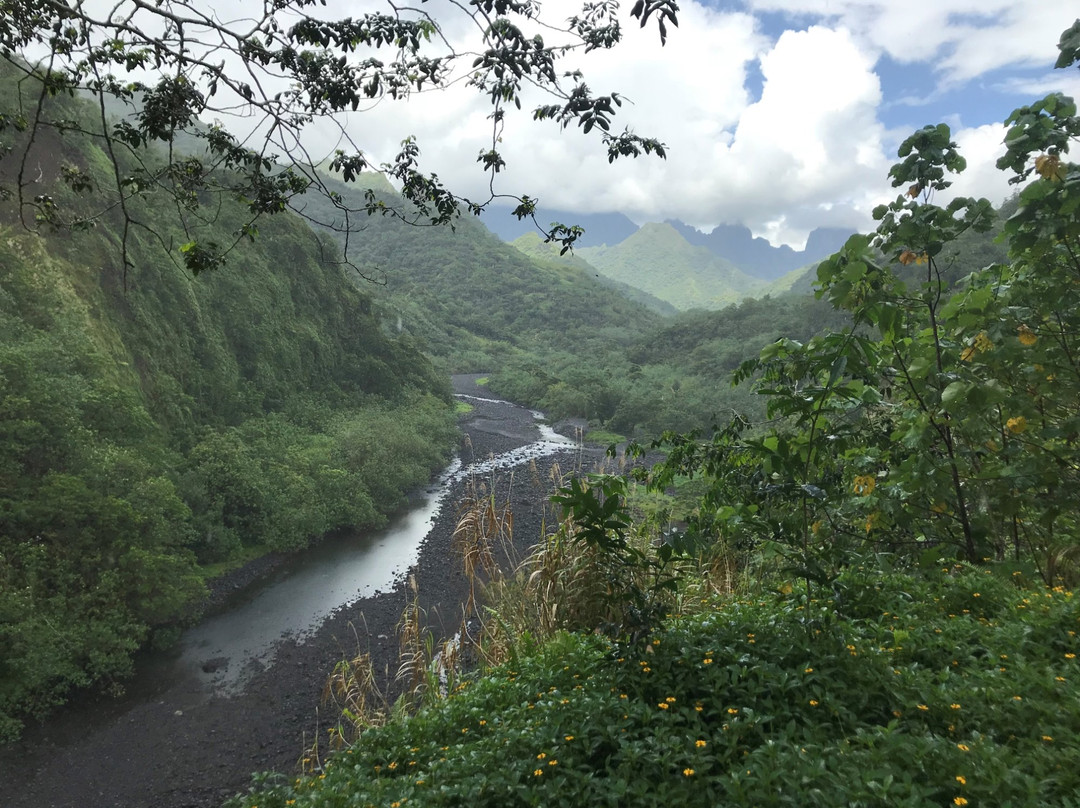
[0,71,459,740]
[229,23,1080,808]
[3,0,1080,801]
[302,171,1010,439]
[303,173,859,434]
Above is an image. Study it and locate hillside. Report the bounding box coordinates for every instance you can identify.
[509,232,678,315]
[297,175,668,373]
[668,220,853,280]
[481,206,639,247]
[0,71,458,739]
[577,222,767,310]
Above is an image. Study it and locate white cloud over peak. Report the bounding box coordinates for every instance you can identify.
[298,0,1074,247]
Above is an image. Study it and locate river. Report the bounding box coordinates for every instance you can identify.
[0,376,588,808]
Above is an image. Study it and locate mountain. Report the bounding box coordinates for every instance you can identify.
[575,222,767,311]
[667,220,853,281]
[297,175,667,374]
[476,199,853,282]
[509,232,678,316]
[0,68,459,738]
[480,205,639,247]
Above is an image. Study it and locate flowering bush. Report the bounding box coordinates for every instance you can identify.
[226,563,1080,807]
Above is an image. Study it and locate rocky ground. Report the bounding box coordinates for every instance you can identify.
[0,376,604,808]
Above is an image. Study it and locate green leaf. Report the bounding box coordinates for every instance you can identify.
[940,380,969,412]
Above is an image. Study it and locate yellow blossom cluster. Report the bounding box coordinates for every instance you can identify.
[1006,416,1027,434]
[853,475,876,496]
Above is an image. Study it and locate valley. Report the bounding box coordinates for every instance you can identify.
[2,12,1079,808]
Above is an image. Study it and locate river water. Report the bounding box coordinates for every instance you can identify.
[0,381,585,808]
[173,396,576,696]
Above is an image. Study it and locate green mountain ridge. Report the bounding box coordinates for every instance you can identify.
[0,69,458,738]
[509,232,678,315]
[576,222,768,310]
[296,174,668,374]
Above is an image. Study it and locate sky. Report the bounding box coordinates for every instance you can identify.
[31,0,1076,249]
[303,1,1079,248]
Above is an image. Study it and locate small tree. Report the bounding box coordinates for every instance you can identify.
[640,20,1080,585]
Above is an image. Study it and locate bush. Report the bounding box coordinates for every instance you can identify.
[226,563,1080,807]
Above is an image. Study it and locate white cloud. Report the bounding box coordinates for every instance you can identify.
[994,72,1080,102]
[197,0,1073,247]
[744,1,1076,85]
[227,0,1075,247]
[940,123,1013,205]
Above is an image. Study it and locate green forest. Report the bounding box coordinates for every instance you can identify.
[226,24,1080,808]
[0,68,458,739]
[2,3,1080,806]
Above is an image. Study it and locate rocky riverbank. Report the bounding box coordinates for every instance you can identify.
[0,376,604,808]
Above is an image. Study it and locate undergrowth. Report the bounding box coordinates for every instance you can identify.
[226,561,1080,807]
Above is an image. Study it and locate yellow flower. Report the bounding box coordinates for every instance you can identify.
[918,704,929,711]
[534,769,544,776]
[565,735,574,741]
[727,707,739,715]
[974,331,993,353]
[950,703,961,710]
[956,776,966,785]
[1036,153,1063,180]
[810,520,823,536]
[1043,735,1054,742]
[1018,325,1037,346]
[853,474,876,496]
[957,743,970,752]
[1066,653,1076,659]
[954,798,969,806]
[665,696,677,703]
[960,346,976,362]
[804,667,814,673]
[695,740,707,748]
[702,658,713,665]
[1006,416,1027,434]
[809,699,819,706]
[658,703,669,710]
[537,753,546,760]
[548,760,558,766]
[683,768,695,777]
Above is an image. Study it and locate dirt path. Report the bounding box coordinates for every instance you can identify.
[0,376,601,808]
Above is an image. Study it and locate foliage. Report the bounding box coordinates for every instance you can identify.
[0,0,675,273]
[550,474,682,643]
[489,293,848,435]
[633,41,1080,587]
[225,562,1080,808]
[0,75,458,739]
